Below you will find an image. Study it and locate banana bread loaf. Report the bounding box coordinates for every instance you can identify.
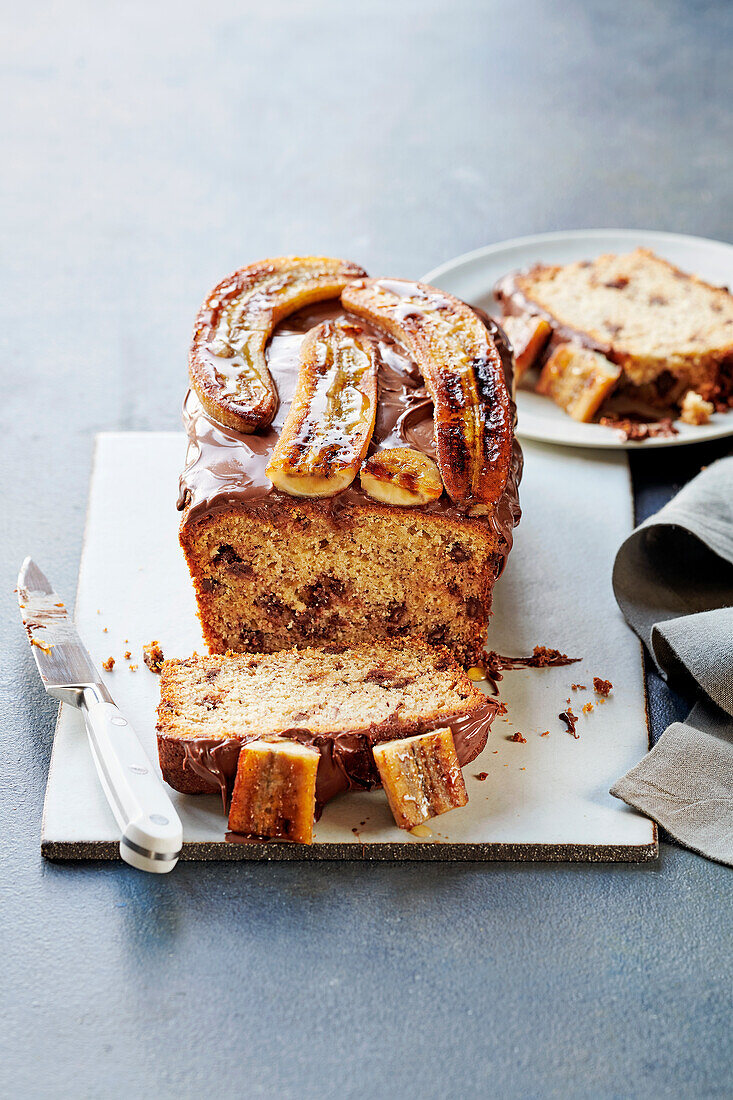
[177,257,522,667]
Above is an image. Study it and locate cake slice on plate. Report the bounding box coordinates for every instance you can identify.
[495,247,733,422]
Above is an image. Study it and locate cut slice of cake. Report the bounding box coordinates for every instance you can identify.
[156,640,499,813]
[496,248,733,415]
[178,261,522,667]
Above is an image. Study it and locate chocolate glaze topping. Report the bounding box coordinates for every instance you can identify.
[179,698,501,815]
[178,300,522,556]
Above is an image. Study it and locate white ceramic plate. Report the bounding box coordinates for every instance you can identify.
[423,229,733,449]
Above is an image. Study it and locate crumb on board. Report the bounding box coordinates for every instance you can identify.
[102,657,115,671]
[571,683,587,691]
[559,708,579,738]
[582,701,594,714]
[474,772,489,781]
[508,731,527,743]
[593,677,613,697]
[540,731,549,737]
[123,650,131,660]
[128,663,138,671]
[143,640,165,674]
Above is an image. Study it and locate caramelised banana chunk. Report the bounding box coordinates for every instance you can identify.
[372,727,468,830]
[228,739,320,844]
[266,319,378,497]
[499,314,552,380]
[360,447,443,507]
[342,278,513,507]
[536,343,621,422]
[190,256,367,433]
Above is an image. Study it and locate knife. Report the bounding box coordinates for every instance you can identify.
[17,557,183,873]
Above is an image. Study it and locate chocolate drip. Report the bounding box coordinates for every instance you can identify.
[179,700,501,816]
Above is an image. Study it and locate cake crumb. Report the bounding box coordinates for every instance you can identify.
[474,772,489,781]
[540,730,549,737]
[680,390,714,425]
[102,627,108,633]
[143,640,165,674]
[582,701,594,714]
[128,663,138,671]
[123,650,132,660]
[508,731,527,743]
[571,683,586,691]
[593,677,613,697]
[559,708,579,737]
[599,415,678,442]
[102,657,115,671]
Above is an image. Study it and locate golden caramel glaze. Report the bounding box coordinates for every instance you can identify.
[190,256,367,433]
[266,319,378,497]
[342,278,513,505]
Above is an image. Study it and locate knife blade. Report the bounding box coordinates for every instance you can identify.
[18,557,182,873]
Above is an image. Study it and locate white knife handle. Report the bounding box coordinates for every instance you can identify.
[81,697,182,873]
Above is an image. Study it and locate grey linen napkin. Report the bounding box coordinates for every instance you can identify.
[611,456,733,866]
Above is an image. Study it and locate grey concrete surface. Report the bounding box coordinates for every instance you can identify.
[1,1,732,1097]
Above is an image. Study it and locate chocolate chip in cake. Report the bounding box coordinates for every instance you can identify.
[385,600,407,626]
[604,276,629,289]
[299,575,345,607]
[465,597,483,619]
[255,592,290,618]
[240,628,265,649]
[363,669,415,689]
[214,545,253,577]
[200,577,220,593]
[426,625,449,646]
[448,542,469,562]
[214,544,241,565]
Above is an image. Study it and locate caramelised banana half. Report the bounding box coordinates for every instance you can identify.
[342,278,514,506]
[361,447,443,507]
[190,256,367,433]
[266,319,378,497]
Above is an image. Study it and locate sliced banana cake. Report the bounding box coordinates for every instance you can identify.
[156,640,499,812]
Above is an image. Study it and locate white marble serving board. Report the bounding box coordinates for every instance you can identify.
[41,433,657,862]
